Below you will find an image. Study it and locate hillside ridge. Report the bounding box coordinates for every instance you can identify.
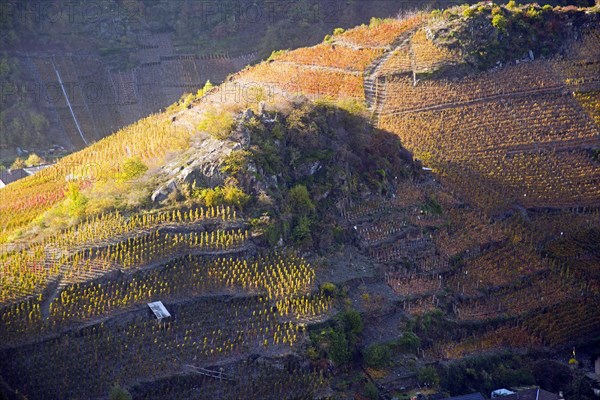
[1,2,600,398]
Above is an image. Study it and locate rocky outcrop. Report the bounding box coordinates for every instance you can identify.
[151,109,258,203]
[151,134,240,203]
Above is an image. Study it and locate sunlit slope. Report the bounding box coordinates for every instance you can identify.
[212,6,600,215]
[0,15,424,243]
[232,15,425,101]
[3,5,597,244]
[0,114,189,243]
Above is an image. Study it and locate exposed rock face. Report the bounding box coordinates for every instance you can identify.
[152,109,282,203]
[151,134,239,203]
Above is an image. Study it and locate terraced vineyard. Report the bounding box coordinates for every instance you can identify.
[2,3,600,398]
[1,202,332,398]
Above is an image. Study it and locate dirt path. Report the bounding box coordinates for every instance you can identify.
[363,31,416,124]
[40,274,62,320]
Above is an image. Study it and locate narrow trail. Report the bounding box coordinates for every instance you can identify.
[40,274,62,320]
[363,31,416,126]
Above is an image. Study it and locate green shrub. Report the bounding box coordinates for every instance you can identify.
[109,385,132,400]
[333,27,345,35]
[196,80,214,98]
[180,92,195,109]
[10,157,25,169]
[364,382,379,400]
[418,366,440,388]
[65,183,88,218]
[196,186,224,207]
[222,184,250,208]
[369,17,384,28]
[120,157,148,181]
[430,9,442,18]
[394,331,421,352]
[195,184,250,208]
[492,14,508,31]
[363,343,391,368]
[329,328,351,365]
[306,346,320,360]
[421,196,442,215]
[320,282,338,297]
[335,98,367,116]
[288,184,314,215]
[197,108,235,140]
[323,34,333,44]
[25,153,45,167]
[525,6,542,20]
[463,7,476,18]
[220,150,251,176]
[267,50,287,61]
[292,215,313,243]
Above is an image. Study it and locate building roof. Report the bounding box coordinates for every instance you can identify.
[0,169,28,186]
[502,389,559,400]
[23,164,52,175]
[148,301,171,320]
[493,389,516,397]
[448,393,485,400]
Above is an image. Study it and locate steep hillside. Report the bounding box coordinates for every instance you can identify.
[0,0,462,160]
[1,3,600,399]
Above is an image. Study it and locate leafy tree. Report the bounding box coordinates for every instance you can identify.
[10,157,25,170]
[492,14,509,31]
[288,184,314,214]
[120,157,148,181]
[65,183,88,218]
[221,184,250,208]
[25,153,45,167]
[197,186,224,207]
[220,150,251,176]
[329,327,351,366]
[394,331,421,352]
[292,215,313,243]
[340,309,363,339]
[363,343,391,368]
